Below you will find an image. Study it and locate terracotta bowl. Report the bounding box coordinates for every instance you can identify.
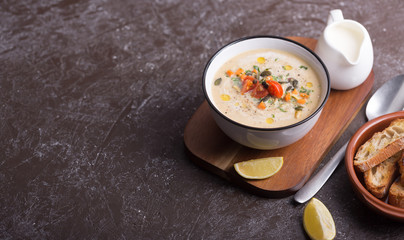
[345,111,404,221]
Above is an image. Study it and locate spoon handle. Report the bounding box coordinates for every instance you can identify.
[294,142,348,203]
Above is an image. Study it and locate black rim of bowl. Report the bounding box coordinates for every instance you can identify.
[202,35,330,131]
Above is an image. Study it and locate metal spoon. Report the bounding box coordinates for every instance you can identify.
[294,74,404,203]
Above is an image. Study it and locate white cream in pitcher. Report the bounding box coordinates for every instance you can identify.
[326,24,363,63]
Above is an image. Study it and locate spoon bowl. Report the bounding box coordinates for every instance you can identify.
[366,74,404,120]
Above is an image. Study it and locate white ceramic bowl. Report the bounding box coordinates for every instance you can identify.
[202,36,330,150]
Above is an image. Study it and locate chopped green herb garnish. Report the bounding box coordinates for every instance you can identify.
[295,105,304,111]
[299,65,308,70]
[300,86,313,94]
[253,65,260,72]
[232,77,241,85]
[278,107,287,112]
[273,75,284,82]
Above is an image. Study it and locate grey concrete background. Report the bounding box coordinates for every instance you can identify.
[1,0,403,239]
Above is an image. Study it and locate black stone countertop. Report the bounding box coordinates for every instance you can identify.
[1,0,404,239]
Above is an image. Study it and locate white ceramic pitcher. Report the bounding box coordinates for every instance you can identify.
[315,9,373,90]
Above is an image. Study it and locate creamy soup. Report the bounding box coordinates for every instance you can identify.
[211,49,322,128]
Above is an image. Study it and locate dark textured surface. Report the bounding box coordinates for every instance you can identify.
[1,0,404,239]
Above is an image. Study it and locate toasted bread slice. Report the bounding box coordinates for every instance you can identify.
[364,151,401,198]
[354,119,404,172]
[400,151,404,185]
[388,181,404,208]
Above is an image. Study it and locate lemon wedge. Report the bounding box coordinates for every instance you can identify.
[303,198,336,240]
[234,157,283,179]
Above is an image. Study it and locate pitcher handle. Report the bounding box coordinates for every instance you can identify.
[327,9,344,25]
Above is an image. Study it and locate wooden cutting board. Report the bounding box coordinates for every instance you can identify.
[184,36,374,198]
